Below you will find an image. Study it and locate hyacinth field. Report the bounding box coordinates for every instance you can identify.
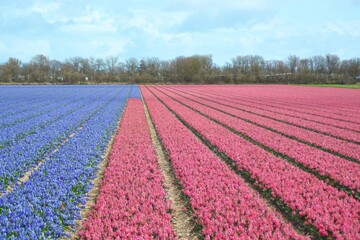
[0,85,359,239]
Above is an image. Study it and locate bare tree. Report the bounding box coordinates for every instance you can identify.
[105,56,120,81]
[159,60,171,82]
[0,53,358,84]
[0,58,22,82]
[287,55,300,73]
[49,59,62,82]
[146,57,162,81]
[125,58,139,82]
[340,58,360,77]
[312,55,326,74]
[30,54,50,82]
[325,54,340,75]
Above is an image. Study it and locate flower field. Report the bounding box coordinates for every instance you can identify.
[78,99,175,239]
[0,85,138,238]
[0,84,359,239]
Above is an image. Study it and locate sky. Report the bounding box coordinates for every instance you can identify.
[0,0,359,65]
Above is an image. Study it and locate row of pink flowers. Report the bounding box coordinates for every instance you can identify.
[197,88,360,132]
[183,87,360,140]
[147,86,360,240]
[163,85,360,161]
[220,85,360,116]
[242,86,360,121]
[159,86,360,192]
[79,99,175,239]
[169,85,360,125]
[142,86,308,240]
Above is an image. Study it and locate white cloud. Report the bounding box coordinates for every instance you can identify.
[28,2,60,15]
[12,1,60,18]
[323,20,360,37]
[59,16,117,33]
[0,0,359,64]
[60,23,115,33]
[119,10,188,32]
[45,7,102,24]
[1,39,51,62]
[168,0,269,12]
[70,38,133,60]
[250,18,283,31]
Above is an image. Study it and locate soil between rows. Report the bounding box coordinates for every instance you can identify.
[66,97,201,239]
[142,97,202,239]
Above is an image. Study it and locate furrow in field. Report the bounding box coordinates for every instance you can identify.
[0,97,80,130]
[78,99,175,239]
[171,87,360,144]
[182,87,360,132]
[143,97,202,239]
[164,86,360,162]
[1,124,83,198]
[147,86,360,240]
[0,88,102,144]
[0,90,50,114]
[0,98,57,120]
[180,85,360,124]
[0,88,125,193]
[205,86,360,122]
[211,85,360,114]
[0,86,132,239]
[0,88,101,147]
[156,86,360,196]
[142,86,309,240]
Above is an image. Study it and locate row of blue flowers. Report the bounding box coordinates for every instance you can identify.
[0,86,103,141]
[0,85,138,238]
[0,87,110,191]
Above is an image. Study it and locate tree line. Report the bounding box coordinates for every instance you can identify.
[0,54,359,84]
